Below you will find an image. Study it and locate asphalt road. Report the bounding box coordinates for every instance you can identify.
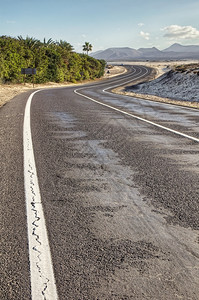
[0,65,199,299]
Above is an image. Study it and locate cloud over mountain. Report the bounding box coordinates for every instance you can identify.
[163,25,199,40]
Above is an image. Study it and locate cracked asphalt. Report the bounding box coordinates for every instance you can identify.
[1,66,199,299]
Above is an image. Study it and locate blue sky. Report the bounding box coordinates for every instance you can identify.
[1,0,199,52]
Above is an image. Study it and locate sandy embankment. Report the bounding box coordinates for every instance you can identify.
[0,66,126,108]
[112,61,199,109]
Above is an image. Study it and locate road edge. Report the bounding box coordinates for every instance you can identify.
[23,90,59,300]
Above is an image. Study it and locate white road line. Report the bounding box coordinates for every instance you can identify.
[103,66,150,91]
[23,90,58,300]
[76,66,147,93]
[75,66,138,91]
[74,89,199,143]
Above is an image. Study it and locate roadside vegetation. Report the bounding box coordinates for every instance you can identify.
[0,36,106,84]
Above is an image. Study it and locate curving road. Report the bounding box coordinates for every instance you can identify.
[1,65,199,299]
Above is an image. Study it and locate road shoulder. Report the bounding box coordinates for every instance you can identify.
[0,66,126,109]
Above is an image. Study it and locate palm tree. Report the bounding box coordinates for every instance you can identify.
[43,38,55,48]
[17,36,40,68]
[82,42,92,55]
[56,40,74,52]
[18,36,40,49]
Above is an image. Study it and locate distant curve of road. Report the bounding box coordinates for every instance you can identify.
[0,65,199,299]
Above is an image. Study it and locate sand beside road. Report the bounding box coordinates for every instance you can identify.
[114,89,199,109]
[0,66,126,108]
[0,82,78,108]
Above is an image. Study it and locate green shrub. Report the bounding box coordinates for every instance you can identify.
[0,35,106,84]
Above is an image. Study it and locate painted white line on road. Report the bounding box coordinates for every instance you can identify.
[75,66,138,91]
[74,89,199,143]
[76,65,147,93]
[23,90,58,300]
[103,66,150,92]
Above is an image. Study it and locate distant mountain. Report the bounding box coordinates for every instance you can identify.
[138,47,164,58]
[138,47,162,55]
[163,43,199,53]
[90,43,199,61]
[91,47,141,60]
[91,50,103,56]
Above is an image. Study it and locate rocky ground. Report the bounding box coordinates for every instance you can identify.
[113,61,199,109]
[128,64,199,103]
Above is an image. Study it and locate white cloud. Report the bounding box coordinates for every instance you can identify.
[138,23,144,27]
[140,31,150,40]
[163,25,199,40]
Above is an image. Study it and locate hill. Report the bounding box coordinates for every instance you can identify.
[163,43,199,53]
[92,47,141,61]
